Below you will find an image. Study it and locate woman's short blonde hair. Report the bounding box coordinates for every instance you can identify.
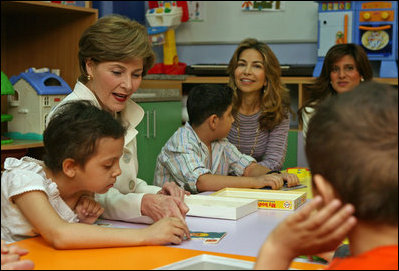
[78,14,155,83]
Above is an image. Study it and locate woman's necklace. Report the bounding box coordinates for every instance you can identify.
[236,115,260,157]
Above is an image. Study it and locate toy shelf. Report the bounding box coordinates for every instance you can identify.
[1,1,98,136]
[1,1,97,166]
[1,139,44,170]
[1,1,98,89]
[1,139,44,151]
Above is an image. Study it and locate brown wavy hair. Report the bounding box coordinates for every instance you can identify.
[227,38,292,131]
[298,43,373,126]
[78,14,155,84]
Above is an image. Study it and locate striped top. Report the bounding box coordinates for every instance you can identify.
[227,111,290,171]
[153,122,256,194]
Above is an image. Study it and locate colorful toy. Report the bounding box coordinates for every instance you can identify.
[354,1,397,78]
[1,71,15,145]
[313,1,355,77]
[313,1,397,78]
[146,1,189,74]
[6,68,72,140]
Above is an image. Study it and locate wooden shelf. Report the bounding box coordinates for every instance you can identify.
[141,76,397,132]
[1,139,44,151]
[141,76,398,107]
[1,0,98,131]
[143,76,397,87]
[1,1,95,14]
[1,1,98,90]
[1,139,45,170]
[1,1,97,164]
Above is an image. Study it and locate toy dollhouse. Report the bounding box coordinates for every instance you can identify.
[6,68,72,140]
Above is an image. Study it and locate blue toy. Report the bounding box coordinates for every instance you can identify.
[313,1,398,78]
[6,68,72,140]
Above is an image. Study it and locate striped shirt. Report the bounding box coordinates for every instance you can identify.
[227,112,290,171]
[153,122,256,193]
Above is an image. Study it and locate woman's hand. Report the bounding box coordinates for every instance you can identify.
[157,182,190,200]
[141,194,190,222]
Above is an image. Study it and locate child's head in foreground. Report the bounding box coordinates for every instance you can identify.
[306,81,398,226]
[187,84,234,133]
[43,101,126,183]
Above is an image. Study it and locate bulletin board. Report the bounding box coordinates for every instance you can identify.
[175,1,318,44]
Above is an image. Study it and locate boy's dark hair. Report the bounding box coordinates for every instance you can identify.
[43,100,126,172]
[187,84,233,127]
[306,81,398,225]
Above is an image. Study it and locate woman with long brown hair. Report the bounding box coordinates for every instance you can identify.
[227,38,293,171]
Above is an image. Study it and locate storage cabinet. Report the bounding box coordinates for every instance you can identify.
[1,1,97,163]
[1,1,97,134]
[1,1,98,89]
[136,101,182,184]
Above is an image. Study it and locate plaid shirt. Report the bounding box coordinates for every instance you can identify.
[153,122,256,193]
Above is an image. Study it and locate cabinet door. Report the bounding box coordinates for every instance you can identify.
[318,11,353,56]
[282,130,298,170]
[136,101,182,184]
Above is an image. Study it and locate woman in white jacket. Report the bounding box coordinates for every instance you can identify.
[47,15,189,224]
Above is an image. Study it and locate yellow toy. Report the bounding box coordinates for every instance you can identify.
[146,1,188,72]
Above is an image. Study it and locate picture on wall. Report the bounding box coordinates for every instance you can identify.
[241,1,285,11]
[188,1,205,22]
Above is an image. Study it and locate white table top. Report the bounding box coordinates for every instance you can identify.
[98,201,297,257]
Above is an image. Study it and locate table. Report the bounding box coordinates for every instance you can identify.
[13,195,327,270]
[99,208,290,258]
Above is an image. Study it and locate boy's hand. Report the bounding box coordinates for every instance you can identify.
[280,172,300,187]
[143,217,191,245]
[75,195,104,224]
[253,172,300,189]
[254,196,357,270]
[254,174,284,189]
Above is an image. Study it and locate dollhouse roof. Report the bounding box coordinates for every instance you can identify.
[10,69,72,95]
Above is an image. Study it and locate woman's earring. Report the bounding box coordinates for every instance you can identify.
[361,77,364,82]
[87,74,92,81]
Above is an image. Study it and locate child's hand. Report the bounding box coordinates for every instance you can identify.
[75,195,104,224]
[143,217,191,245]
[280,172,300,187]
[1,240,35,270]
[254,196,357,270]
[255,174,285,189]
